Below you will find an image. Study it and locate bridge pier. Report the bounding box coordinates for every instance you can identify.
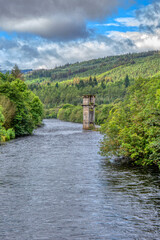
[82,95,95,130]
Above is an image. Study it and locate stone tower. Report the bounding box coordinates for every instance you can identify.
[82,95,96,130]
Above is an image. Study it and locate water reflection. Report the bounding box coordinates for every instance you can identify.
[100,160,160,237]
[0,119,159,240]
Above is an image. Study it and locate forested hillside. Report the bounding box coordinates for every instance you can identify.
[26,51,160,84]
[28,51,160,117]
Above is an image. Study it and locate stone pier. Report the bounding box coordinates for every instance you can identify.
[82,95,96,130]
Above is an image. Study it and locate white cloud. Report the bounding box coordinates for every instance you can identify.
[108,29,160,51]
[136,1,160,29]
[95,23,120,27]
[115,17,140,27]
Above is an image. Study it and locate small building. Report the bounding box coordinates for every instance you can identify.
[82,95,96,130]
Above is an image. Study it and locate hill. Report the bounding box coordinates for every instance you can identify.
[25,51,160,84]
[27,50,160,111]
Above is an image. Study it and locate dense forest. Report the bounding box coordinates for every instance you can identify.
[0,68,43,142]
[25,51,160,169]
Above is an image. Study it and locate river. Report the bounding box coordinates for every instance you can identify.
[0,119,160,240]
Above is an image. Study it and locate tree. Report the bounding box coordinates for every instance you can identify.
[11,64,24,81]
[101,80,106,89]
[100,77,160,169]
[79,79,85,88]
[0,73,43,137]
[124,74,130,88]
[93,76,98,86]
[89,76,93,86]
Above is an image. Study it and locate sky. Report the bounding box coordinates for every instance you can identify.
[0,0,160,70]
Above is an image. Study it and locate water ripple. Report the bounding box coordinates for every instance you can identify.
[0,119,159,240]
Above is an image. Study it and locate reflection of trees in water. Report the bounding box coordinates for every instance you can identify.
[99,160,160,214]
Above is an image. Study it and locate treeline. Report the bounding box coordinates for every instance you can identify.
[45,103,113,126]
[0,70,43,142]
[26,51,158,83]
[30,75,128,109]
[30,74,131,124]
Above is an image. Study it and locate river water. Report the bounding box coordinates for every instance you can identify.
[0,119,160,240]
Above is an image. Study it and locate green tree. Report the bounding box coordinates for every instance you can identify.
[100,77,160,169]
[79,79,85,88]
[89,76,93,86]
[0,73,43,138]
[11,64,24,81]
[124,74,130,88]
[101,80,106,89]
[93,76,98,86]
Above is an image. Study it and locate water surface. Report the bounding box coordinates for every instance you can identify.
[0,119,160,240]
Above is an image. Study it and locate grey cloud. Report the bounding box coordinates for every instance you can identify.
[43,49,62,60]
[123,38,135,47]
[0,0,132,40]
[0,38,19,50]
[97,34,135,51]
[136,1,160,32]
[4,61,14,68]
[20,45,40,58]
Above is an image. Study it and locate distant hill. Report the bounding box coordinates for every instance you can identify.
[25,51,160,84]
[21,69,33,74]
[1,69,33,74]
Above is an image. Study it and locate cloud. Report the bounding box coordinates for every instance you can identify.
[0,35,136,70]
[108,28,160,51]
[95,23,120,27]
[0,0,132,40]
[115,17,140,27]
[0,37,19,49]
[136,1,160,32]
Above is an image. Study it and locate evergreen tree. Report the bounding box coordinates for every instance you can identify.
[101,80,106,89]
[79,79,85,88]
[93,76,98,86]
[124,74,130,88]
[11,64,24,81]
[89,76,93,86]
